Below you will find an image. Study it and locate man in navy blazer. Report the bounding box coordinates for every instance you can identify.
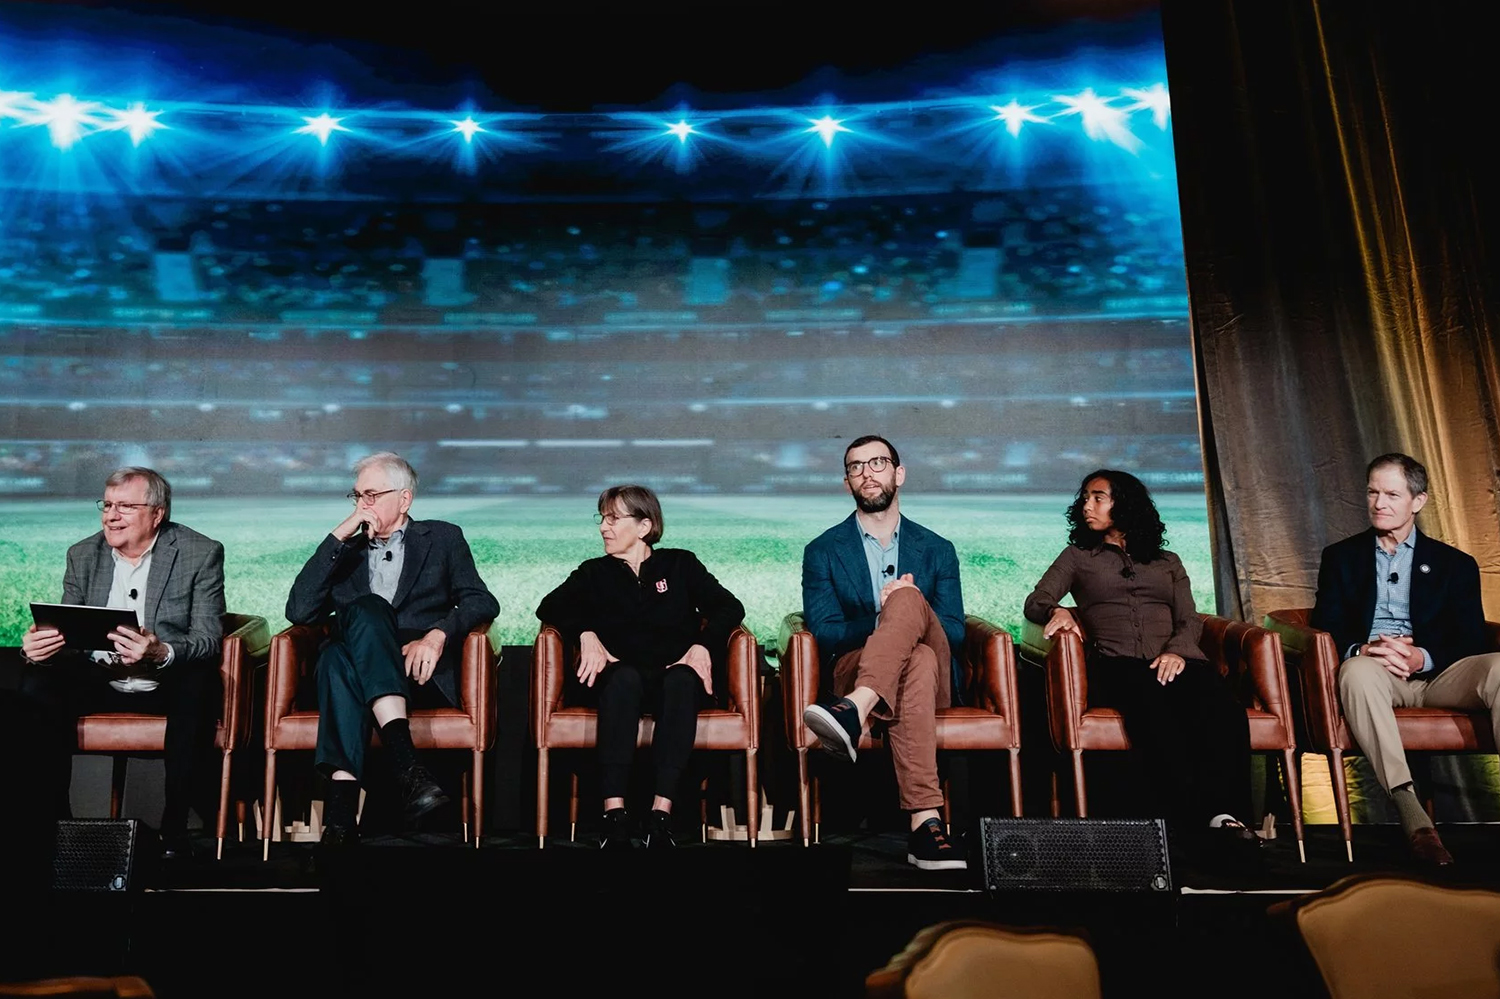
[801,435,967,871]
[286,451,498,845]
[1312,452,1500,866]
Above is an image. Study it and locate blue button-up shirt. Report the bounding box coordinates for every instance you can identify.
[368,525,407,605]
[861,518,900,610]
[1360,532,1432,673]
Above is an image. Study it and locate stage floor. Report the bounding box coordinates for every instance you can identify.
[7,822,1500,998]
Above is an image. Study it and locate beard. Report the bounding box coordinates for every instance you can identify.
[854,482,897,514]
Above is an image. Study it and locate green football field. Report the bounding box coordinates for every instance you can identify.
[0,493,1215,649]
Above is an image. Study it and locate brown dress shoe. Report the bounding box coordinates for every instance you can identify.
[1408,826,1454,866]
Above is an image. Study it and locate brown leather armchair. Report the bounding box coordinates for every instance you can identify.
[780,614,1022,846]
[1024,613,1305,861]
[260,621,496,858]
[532,624,760,847]
[75,612,269,860]
[1263,608,1500,861]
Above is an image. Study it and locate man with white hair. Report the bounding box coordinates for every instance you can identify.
[286,451,498,845]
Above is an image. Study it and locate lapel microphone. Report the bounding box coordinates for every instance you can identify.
[128,588,138,600]
[384,550,393,562]
[1389,572,1399,584]
[883,564,895,577]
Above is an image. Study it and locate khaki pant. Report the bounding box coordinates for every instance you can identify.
[1338,652,1500,791]
[831,587,951,812]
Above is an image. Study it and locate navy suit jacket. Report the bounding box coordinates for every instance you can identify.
[285,519,499,706]
[801,512,965,703]
[1310,527,1486,677]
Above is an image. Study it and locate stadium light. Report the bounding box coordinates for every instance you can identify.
[806,115,848,148]
[989,100,1049,137]
[450,116,485,142]
[664,120,695,143]
[295,112,348,145]
[32,93,101,149]
[105,102,167,145]
[1122,83,1171,130]
[1052,88,1139,152]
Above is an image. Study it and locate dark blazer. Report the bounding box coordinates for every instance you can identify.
[1311,527,1486,677]
[801,512,965,704]
[63,521,226,669]
[285,519,499,706]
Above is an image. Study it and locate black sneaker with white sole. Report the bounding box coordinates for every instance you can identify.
[802,697,862,763]
[907,818,967,871]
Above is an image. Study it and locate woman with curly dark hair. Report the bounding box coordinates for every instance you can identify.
[1023,469,1258,864]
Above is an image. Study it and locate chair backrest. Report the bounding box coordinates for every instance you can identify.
[865,920,1101,999]
[1272,874,1500,999]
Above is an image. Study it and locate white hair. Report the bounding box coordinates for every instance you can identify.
[353,451,418,495]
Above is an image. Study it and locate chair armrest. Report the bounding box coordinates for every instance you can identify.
[220,613,269,750]
[1044,629,1087,753]
[532,626,567,747]
[1204,614,1294,730]
[779,613,819,751]
[266,623,331,738]
[962,616,1018,730]
[1018,618,1053,663]
[460,624,496,749]
[1265,607,1341,750]
[725,626,759,745]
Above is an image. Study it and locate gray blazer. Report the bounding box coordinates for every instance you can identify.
[62,521,227,668]
[284,519,498,706]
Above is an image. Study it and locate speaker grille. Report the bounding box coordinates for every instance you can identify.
[980,817,1172,893]
[53,819,141,892]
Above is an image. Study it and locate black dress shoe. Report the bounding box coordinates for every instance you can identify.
[397,765,450,822]
[159,832,194,861]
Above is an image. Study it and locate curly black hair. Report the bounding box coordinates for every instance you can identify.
[1065,469,1168,562]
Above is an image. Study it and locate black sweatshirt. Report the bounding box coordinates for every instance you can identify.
[535,548,745,668]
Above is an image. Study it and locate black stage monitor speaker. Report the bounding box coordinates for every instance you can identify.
[53,818,144,892]
[980,817,1172,893]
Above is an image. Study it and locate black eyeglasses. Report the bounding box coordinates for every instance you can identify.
[97,500,152,514]
[594,512,639,526]
[844,455,894,477]
[347,488,400,504]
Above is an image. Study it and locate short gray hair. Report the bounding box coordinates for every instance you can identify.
[105,467,172,520]
[353,451,418,495]
[1368,452,1428,498]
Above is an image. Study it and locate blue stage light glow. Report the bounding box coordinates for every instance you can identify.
[989,100,1049,137]
[105,102,167,145]
[294,112,347,145]
[805,115,848,148]
[31,93,102,149]
[450,116,485,142]
[1053,87,1139,152]
[664,120,695,143]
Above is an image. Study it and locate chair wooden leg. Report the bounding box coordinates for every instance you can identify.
[1008,749,1024,818]
[941,777,952,833]
[460,771,471,845]
[813,776,822,845]
[236,800,246,845]
[472,750,485,848]
[1281,749,1306,863]
[1071,750,1088,818]
[261,749,277,862]
[745,749,759,848]
[536,746,549,849]
[569,771,579,844]
[700,778,709,843]
[110,756,127,819]
[1328,749,1353,861]
[1050,770,1061,818]
[796,748,812,847]
[216,749,233,861]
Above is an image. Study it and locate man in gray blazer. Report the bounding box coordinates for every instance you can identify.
[285,451,498,846]
[20,467,226,858]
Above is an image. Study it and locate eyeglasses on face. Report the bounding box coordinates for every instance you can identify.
[594,512,639,526]
[844,455,894,477]
[97,500,152,515]
[347,488,400,504]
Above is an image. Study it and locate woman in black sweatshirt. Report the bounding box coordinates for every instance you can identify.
[536,483,744,848]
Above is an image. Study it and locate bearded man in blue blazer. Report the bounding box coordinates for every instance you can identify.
[800,435,967,871]
[1312,452,1500,866]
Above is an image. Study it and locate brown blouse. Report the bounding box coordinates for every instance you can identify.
[1023,543,1205,661]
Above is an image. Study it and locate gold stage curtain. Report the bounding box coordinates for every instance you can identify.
[1163,0,1500,623]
